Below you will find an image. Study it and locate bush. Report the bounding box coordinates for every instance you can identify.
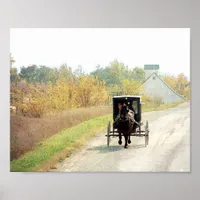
[10,76,110,117]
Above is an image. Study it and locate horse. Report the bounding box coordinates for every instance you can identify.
[117,105,134,148]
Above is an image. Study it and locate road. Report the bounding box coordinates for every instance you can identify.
[53,102,190,172]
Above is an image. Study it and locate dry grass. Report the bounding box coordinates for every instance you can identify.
[10,115,111,172]
[10,106,112,160]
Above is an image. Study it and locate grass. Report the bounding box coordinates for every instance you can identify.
[10,105,112,160]
[10,114,112,172]
[142,102,183,112]
[10,101,184,172]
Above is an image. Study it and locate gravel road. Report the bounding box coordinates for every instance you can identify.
[53,102,190,172]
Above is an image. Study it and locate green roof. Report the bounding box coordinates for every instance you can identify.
[144,65,159,70]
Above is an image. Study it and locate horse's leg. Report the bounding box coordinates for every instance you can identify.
[128,121,132,144]
[128,133,131,144]
[124,135,128,148]
[118,132,122,145]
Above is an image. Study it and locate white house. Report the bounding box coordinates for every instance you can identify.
[141,65,186,104]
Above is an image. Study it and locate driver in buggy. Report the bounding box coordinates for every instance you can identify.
[114,101,135,129]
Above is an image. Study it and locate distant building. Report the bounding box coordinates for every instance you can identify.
[141,65,186,104]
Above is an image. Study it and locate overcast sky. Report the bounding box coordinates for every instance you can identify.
[10,28,190,80]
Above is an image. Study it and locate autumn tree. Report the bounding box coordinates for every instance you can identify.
[74,75,109,107]
[121,79,143,95]
[163,73,190,100]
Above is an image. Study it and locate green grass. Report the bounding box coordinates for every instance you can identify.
[10,101,183,172]
[10,114,112,172]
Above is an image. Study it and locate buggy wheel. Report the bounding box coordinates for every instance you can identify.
[139,125,141,135]
[145,120,149,147]
[107,120,111,147]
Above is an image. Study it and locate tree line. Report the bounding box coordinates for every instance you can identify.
[10,54,190,117]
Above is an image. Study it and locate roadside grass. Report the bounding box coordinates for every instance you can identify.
[10,105,112,160]
[10,101,183,172]
[10,114,111,172]
[143,101,183,112]
[36,126,107,172]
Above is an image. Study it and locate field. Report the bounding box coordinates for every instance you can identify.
[10,106,112,160]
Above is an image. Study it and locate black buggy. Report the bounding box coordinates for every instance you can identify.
[106,95,149,147]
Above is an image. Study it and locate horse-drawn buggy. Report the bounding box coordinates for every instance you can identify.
[106,95,149,148]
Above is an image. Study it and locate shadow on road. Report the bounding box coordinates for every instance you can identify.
[87,144,145,153]
[87,145,121,153]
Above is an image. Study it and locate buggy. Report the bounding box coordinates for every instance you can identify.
[106,95,149,147]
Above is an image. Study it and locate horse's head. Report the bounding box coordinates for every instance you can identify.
[120,105,129,121]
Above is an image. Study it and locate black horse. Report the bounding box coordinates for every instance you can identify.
[117,105,134,148]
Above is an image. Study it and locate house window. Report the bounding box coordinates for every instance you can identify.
[153,76,156,80]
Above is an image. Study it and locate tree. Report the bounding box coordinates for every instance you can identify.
[90,59,128,86]
[73,75,109,107]
[10,54,21,85]
[90,60,145,87]
[121,79,143,95]
[163,73,190,100]
[20,65,38,83]
[35,66,57,84]
[10,53,15,68]
[10,67,20,84]
[175,73,189,95]
[74,65,85,77]
[132,67,145,83]
[108,59,127,85]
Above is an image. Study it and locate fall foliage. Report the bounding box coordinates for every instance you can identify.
[10,56,190,118]
[162,73,190,100]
